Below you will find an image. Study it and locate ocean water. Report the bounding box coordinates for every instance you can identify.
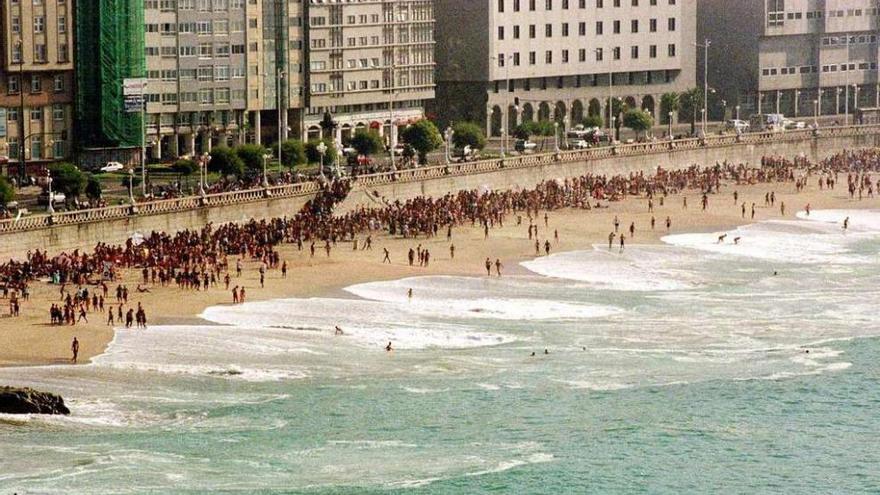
[2,210,880,493]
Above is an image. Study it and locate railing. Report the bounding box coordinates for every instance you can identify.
[2,124,879,235]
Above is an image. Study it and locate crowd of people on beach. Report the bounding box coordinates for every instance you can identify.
[0,149,879,361]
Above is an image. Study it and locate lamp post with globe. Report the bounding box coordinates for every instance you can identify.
[317,141,327,181]
[45,169,54,214]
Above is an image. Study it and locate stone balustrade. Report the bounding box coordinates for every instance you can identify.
[2,124,878,235]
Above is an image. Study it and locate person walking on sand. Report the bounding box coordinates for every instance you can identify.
[485,258,492,276]
[608,232,616,250]
[619,234,626,253]
[495,259,503,277]
[544,240,551,256]
[843,216,850,232]
[450,244,455,260]
[71,337,79,364]
[613,216,620,232]
[665,216,672,231]
[805,203,811,216]
[383,248,391,263]
[780,202,786,216]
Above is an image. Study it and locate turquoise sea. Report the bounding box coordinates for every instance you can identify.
[1,209,879,493]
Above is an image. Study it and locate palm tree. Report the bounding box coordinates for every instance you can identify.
[678,88,703,136]
[660,92,681,126]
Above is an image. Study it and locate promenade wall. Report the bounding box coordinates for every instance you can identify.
[2,126,878,260]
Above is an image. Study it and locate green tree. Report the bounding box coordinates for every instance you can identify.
[623,109,655,140]
[533,120,556,150]
[171,158,198,188]
[679,88,704,135]
[235,143,268,172]
[349,130,384,157]
[275,139,307,170]
[583,114,603,128]
[85,174,102,201]
[0,176,14,207]
[208,147,245,177]
[660,92,681,125]
[451,122,487,150]
[400,120,443,164]
[513,121,537,140]
[305,139,338,165]
[49,163,86,200]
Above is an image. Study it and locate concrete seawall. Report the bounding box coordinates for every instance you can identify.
[338,131,878,213]
[2,127,878,260]
[0,193,315,261]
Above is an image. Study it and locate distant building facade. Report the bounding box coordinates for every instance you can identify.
[0,0,74,173]
[304,0,435,147]
[434,0,697,137]
[700,0,880,121]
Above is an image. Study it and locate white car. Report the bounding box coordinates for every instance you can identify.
[783,120,807,130]
[100,161,125,173]
[568,139,590,149]
[726,119,750,132]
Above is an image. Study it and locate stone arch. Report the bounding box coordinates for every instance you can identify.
[307,125,322,140]
[522,103,535,123]
[553,101,567,125]
[341,123,353,143]
[624,96,637,111]
[571,100,585,125]
[490,105,503,137]
[507,104,519,133]
[588,98,602,118]
[538,102,551,121]
[641,95,656,116]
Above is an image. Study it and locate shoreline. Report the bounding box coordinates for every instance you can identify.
[1,177,879,369]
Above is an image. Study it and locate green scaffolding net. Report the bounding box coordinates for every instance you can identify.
[75,0,145,149]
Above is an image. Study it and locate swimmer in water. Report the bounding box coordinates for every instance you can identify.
[843,216,850,231]
[385,342,393,352]
[734,237,741,245]
[335,326,344,335]
[717,234,727,244]
[407,288,413,299]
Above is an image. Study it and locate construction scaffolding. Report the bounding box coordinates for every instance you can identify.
[74,0,145,149]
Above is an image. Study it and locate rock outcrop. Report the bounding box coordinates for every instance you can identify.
[0,386,70,415]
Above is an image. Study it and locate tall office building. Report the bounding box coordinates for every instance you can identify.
[434,0,696,137]
[303,0,435,147]
[700,0,880,120]
[0,0,74,174]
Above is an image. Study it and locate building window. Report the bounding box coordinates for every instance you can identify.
[8,76,20,94]
[34,16,45,33]
[53,75,63,92]
[668,43,676,57]
[30,75,41,92]
[31,136,42,159]
[52,104,64,120]
[30,108,42,121]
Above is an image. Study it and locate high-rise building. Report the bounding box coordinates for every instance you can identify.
[0,0,74,175]
[303,0,436,147]
[433,0,696,137]
[700,0,880,121]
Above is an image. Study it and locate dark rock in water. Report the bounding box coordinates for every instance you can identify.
[0,386,70,415]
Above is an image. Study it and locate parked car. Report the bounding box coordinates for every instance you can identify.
[514,140,538,153]
[37,191,65,206]
[99,161,125,173]
[783,119,807,130]
[568,139,590,149]
[725,119,750,132]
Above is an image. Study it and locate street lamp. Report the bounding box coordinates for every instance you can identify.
[15,39,25,183]
[735,104,740,121]
[262,152,271,187]
[45,169,54,214]
[316,141,327,181]
[853,83,860,124]
[596,48,612,142]
[444,126,453,164]
[553,121,560,153]
[700,108,706,136]
[813,99,819,128]
[277,69,285,150]
[695,38,711,136]
[667,111,674,138]
[128,168,135,205]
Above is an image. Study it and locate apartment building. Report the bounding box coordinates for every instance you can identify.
[701,0,880,120]
[0,0,74,173]
[434,0,696,137]
[304,0,435,147]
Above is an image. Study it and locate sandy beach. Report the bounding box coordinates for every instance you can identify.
[1,175,878,367]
